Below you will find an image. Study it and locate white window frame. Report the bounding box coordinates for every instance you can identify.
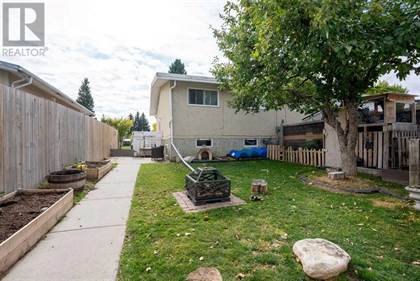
[187,88,220,107]
[196,139,213,148]
[243,138,258,147]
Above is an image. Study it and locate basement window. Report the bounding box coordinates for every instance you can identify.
[196,139,212,147]
[244,139,258,147]
[189,89,218,106]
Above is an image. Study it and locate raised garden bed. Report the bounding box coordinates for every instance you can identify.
[0,188,73,276]
[85,159,113,180]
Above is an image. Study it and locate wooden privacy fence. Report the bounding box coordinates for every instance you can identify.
[356,129,420,170]
[356,131,385,169]
[267,145,326,167]
[0,85,118,193]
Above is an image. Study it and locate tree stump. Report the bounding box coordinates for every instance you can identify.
[251,179,268,194]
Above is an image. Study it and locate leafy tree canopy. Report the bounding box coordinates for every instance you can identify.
[169,59,187,74]
[101,116,133,148]
[213,0,419,175]
[76,78,94,113]
[365,80,409,96]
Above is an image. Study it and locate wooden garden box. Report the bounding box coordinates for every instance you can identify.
[0,189,73,276]
[85,160,113,180]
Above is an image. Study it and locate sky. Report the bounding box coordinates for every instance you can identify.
[1,0,419,122]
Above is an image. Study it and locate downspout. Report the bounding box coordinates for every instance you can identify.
[11,77,26,88]
[14,77,33,89]
[168,80,195,172]
[11,71,33,89]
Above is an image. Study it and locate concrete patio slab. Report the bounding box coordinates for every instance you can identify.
[3,157,147,281]
[173,191,246,213]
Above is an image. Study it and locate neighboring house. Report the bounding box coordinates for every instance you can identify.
[149,72,306,160]
[0,60,93,116]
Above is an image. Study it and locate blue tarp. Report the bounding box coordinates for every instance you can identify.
[228,147,267,159]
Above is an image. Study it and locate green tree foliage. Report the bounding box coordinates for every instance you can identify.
[213,0,419,175]
[151,122,158,132]
[168,59,187,74]
[76,78,94,113]
[132,112,150,131]
[365,80,409,96]
[101,116,133,148]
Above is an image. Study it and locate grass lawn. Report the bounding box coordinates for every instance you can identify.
[118,161,420,281]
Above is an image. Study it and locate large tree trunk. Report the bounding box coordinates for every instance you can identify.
[325,101,359,176]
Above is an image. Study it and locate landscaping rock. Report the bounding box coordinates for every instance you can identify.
[293,238,351,280]
[186,267,222,281]
[328,171,345,180]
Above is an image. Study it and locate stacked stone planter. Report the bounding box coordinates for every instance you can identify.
[405,187,420,211]
[407,139,420,211]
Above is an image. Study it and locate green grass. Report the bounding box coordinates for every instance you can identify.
[73,180,96,204]
[118,161,420,281]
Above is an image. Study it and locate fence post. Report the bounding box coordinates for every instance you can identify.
[409,139,420,187]
[383,130,389,169]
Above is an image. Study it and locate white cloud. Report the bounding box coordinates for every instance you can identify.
[1,0,419,123]
[1,0,226,121]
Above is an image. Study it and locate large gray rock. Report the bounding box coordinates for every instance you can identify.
[293,238,351,280]
[186,267,222,281]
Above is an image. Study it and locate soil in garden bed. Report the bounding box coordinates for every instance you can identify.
[0,192,65,243]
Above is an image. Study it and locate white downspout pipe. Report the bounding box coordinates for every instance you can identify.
[14,77,33,89]
[168,80,195,172]
[11,77,26,88]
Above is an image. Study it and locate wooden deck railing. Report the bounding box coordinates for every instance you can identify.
[267,145,326,167]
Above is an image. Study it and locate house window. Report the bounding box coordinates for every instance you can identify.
[359,98,384,124]
[244,139,258,146]
[196,139,212,147]
[189,89,218,106]
[396,103,413,123]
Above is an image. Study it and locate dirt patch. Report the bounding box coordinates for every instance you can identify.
[0,192,64,243]
[371,199,406,209]
[315,175,374,190]
[300,175,407,200]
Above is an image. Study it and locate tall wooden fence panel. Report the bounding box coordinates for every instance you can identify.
[391,130,420,169]
[355,131,385,169]
[355,129,420,170]
[267,145,326,167]
[0,86,118,193]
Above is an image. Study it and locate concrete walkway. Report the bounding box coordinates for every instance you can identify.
[4,157,147,281]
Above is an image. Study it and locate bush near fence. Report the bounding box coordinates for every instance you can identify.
[0,85,118,193]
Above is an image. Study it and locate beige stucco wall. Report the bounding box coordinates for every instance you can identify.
[171,81,305,139]
[156,82,172,139]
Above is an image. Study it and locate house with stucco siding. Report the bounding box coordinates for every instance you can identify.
[149,72,306,160]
